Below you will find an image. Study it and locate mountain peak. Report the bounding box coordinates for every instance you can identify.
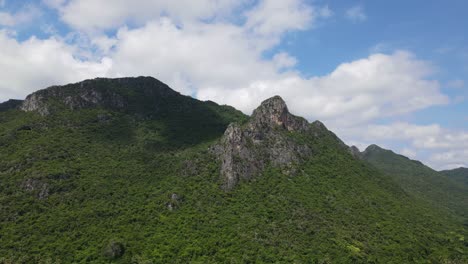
[0,99,23,112]
[216,95,351,190]
[250,95,308,132]
[349,145,362,158]
[19,77,179,116]
[255,95,287,112]
[364,144,385,152]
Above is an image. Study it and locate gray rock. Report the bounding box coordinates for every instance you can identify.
[19,77,181,116]
[20,84,126,116]
[21,178,50,199]
[217,96,313,191]
[349,145,362,159]
[249,95,309,132]
[166,193,181,211]
[20,92,51,115]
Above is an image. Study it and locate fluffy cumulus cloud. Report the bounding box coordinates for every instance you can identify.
[0,0,465,169]
[244,0,313,37]
[197,51,448,127]
[0,30,111,100]
[0,4,42,27]
[45,0,248,31]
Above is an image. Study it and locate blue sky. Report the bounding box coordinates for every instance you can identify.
[0,0,467,169]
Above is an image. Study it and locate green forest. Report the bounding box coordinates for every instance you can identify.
[0,77,466,263]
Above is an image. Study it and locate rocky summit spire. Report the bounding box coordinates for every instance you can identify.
[251,95,289,126]
[216,95,315,191]
[250,95,309,132]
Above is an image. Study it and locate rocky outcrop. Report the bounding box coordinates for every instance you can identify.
[349,145,362,159]
[249,95,309,132]
[21,178,50,199]
[20,81,126,115]
[217,96,314,190]
[19,77,180,116]
[166,193,181,211]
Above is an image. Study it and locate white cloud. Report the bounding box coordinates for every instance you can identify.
[108,19,278,95]
[244,0,313,37]
[272,52,297,70]
[2,0,318,99]
[346,5,367,23]
[0,30,111,100]
[197,51,448,127]
[0,4,42,27]
[339,122,468,169]
[430,150,468,170]
[0,0,464,170]
[47,0,248,31]
[0,4,449,129]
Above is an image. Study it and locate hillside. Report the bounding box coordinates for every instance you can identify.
[441,167,468,188]
[0,77,466,263]
[360,145,468,219]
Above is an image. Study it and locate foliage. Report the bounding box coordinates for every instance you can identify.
[0,91,466,263]
[440,168,468,189]
[361,146,468,219]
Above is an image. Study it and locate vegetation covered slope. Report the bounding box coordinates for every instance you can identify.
[0,100,22,112]
[0,77,466,263]
[441,167,468,188]
[361,145,468,219]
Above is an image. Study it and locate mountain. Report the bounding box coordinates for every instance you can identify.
[441,167,468,188]
[359,144,468,218]
[0,77,466,263]
[0,99,23,112]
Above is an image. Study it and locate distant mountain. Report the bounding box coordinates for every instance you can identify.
[441,167,468,188]
[359,144,468,218]
[0,99,23,112]
[0,77,466,263]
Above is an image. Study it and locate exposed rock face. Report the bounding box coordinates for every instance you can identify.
[349,145,362,159]
[219,124,257,190]
[218,96,313,190]
[249,95,309,132]
[19,77,179,116]
[20,81,126,115]
[21,178,50,199]
[166,193,181,211]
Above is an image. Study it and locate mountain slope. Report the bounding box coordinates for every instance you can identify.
[0,99,22,112]
[360,145,468,219]
[0,77,466,263]
[441,167,468,188]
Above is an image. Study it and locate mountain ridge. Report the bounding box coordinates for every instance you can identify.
[0,77,466,262]
[4,76,462,172]
[440,167,468,188]
[355,144,468,218]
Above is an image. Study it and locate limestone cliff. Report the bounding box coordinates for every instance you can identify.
[217,96,323,190]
